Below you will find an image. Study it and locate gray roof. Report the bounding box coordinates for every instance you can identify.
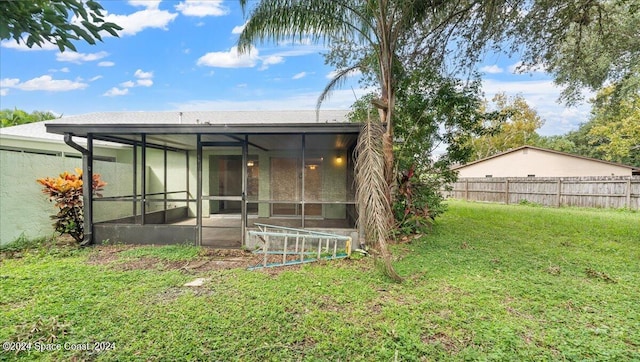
[0,110,351,142]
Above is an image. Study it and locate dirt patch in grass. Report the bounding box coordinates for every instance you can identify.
[87,245,260,272]
[86,244,135,265]
[85,245,336,273]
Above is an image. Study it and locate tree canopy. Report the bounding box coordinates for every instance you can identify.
[466,93,544,161]
[586,86,640,166]
[0,109,58,128]
[513,0,640,104]
[236,0,640,266]
[0,0,121,52]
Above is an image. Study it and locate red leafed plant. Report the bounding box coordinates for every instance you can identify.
[37,168,106,244]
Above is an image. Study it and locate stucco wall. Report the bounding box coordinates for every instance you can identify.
[0,150,131,245]
[457,148,632,178]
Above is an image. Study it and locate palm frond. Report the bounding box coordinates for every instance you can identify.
[355,120,402,282]
[316,64,362,120]
[237,0,378,53]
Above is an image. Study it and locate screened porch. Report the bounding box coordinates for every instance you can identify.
[46,123,360,248]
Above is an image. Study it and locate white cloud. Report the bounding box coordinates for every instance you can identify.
[1,75,87,92]
[480,65,503,74]
[0,78,19,96]
[292,72,307,80]
[232,22,247,34]
[98,61,115,67]
[0,40,58,51]
[114,68,154,90]
[134,69,153,79]
[0,78,20,87]
[197,42,327,70]
[129,0,161,9]
[103,87,129,97]
[176,0,228,17]
[197,46,259,68]
[136,79,153,87]
[89,76,103,82]
[103,8,178,36]
[259,55,284,70]
[56,51,109,64]
[134,69,153,86]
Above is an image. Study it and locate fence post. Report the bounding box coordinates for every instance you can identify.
[627,178,632,208]
[505,179,510,205]
[556,179,562,207]
[464,179,469,201]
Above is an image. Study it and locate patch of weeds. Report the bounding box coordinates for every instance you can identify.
[546,265,561,275]
[562,300,577,312]
[518,199,542,207]
[12,315,71,344]
[0,234,80,259]
[1,234,49,254]
[585,267,617,283]
[460,241,473,249]
[101,238,124,246]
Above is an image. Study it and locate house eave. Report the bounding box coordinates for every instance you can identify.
[46,122,363,138]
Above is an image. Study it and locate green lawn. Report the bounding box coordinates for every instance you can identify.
[1,201,639,361]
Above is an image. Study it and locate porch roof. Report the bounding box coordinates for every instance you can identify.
[46,122,362,152]
[45,122,362,138]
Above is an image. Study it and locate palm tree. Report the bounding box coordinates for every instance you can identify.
[236,1,516,280]
[237,1,438,280]
[238,0,435,220]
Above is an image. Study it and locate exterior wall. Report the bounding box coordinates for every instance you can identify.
[457,148,632,178]
[0,150,131,245]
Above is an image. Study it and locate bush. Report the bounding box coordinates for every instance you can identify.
[36,168,106,244]
[392,165,447,236]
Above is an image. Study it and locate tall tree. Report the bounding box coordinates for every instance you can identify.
[513,0,640,104]
[467,93,544,161]
[586,86,640,167]
[0,0,121,52]
[237,0,513,230]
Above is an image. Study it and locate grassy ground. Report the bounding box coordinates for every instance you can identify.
[1,201,638,361]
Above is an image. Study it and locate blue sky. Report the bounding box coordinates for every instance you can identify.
[0,0,591,136]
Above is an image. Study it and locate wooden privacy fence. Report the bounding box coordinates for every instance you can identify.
[445,176,640,209]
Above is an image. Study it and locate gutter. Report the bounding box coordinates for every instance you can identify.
[64,133,93,246]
